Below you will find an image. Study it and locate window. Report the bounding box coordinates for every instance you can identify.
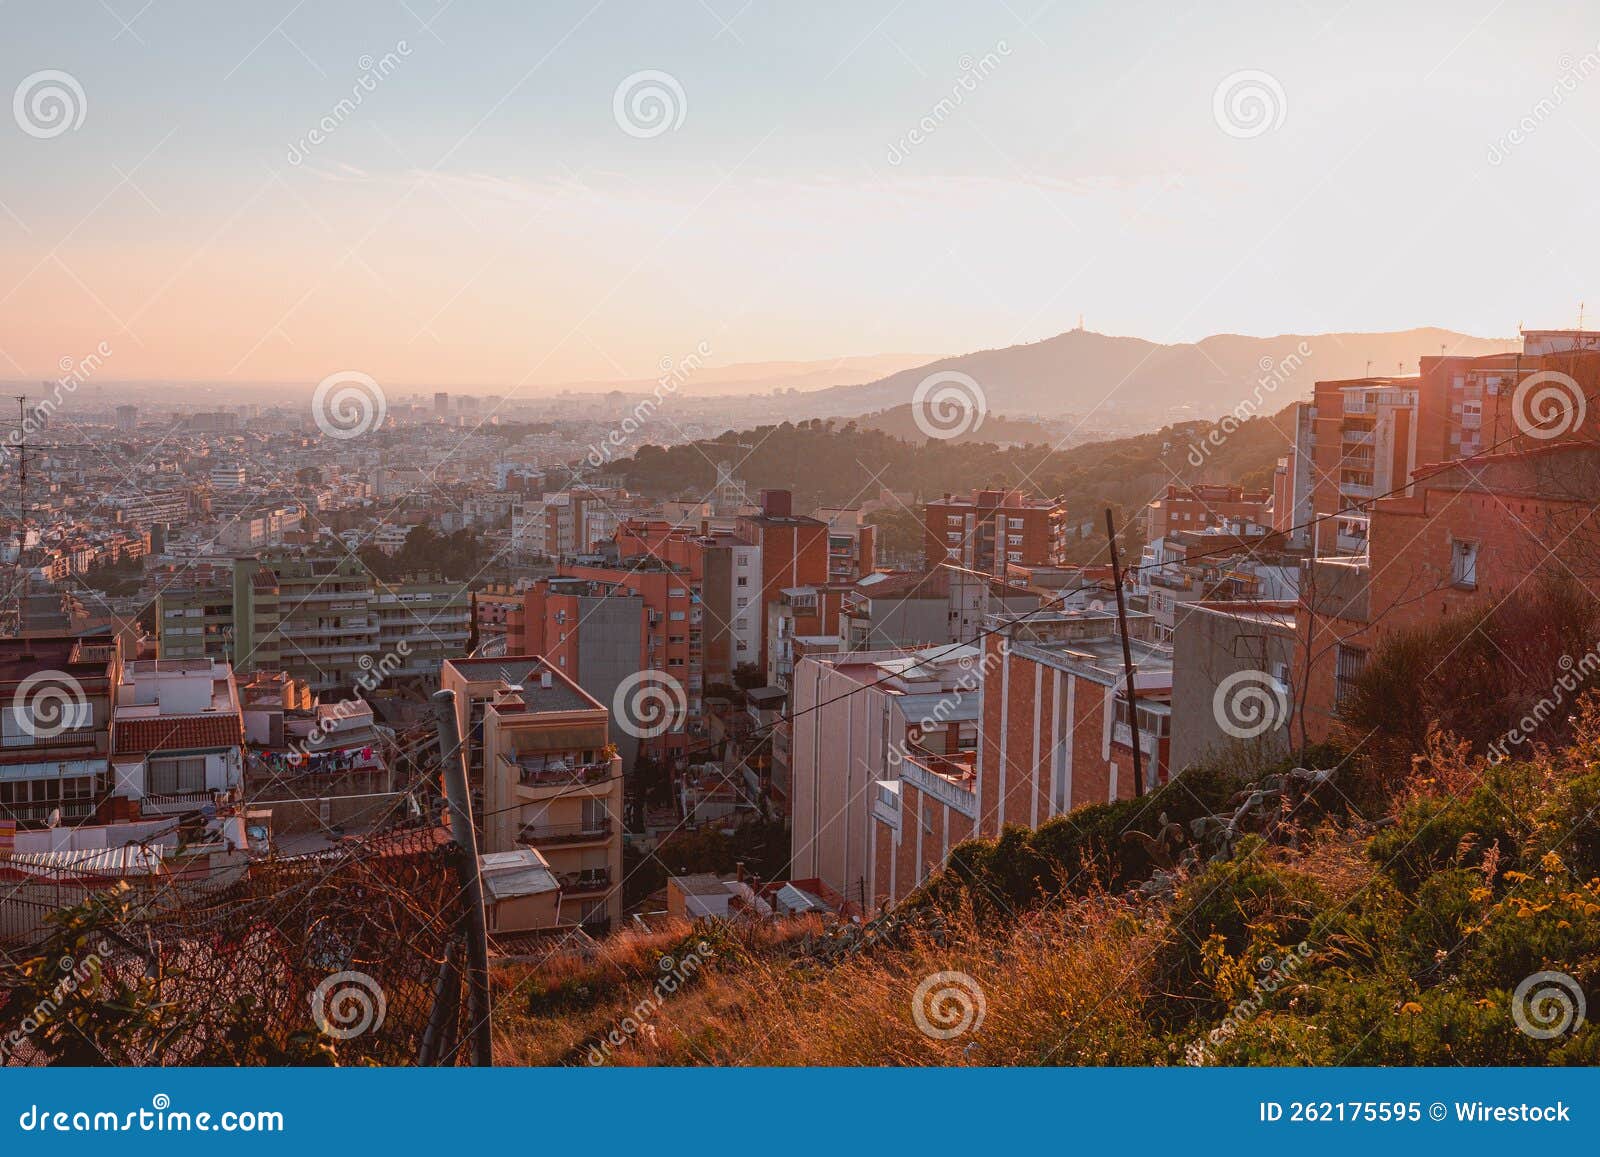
[1334,645,1368,716]
[736,576,748,587]
[1451,540,1478,589]
[148,756,205,795]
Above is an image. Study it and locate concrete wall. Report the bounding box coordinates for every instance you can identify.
[1169,604,1296,772]
[575,595,644,771]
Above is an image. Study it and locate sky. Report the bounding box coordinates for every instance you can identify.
[2,0,1599,391]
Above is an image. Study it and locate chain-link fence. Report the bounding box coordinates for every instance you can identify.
[0,821,470,1066]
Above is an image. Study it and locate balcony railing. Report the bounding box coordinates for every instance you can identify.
[513,759,612,789]
[141,790,218,813]
[518,819,612,846]
[0,799,97,826]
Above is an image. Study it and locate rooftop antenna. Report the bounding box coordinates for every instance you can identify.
[1579,301,1586,331]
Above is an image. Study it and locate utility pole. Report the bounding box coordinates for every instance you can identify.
[432,688,494,1066]
[1104,508,1146,799]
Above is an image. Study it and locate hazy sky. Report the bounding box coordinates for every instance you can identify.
[3,1,1598,389]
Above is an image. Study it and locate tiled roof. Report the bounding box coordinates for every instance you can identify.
[113,714,244,755]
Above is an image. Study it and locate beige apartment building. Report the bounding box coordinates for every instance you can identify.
[441,656,623,933]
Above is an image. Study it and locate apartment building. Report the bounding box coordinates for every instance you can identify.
[109,658,246,815]
[789,643,984,906]
[503,576,646,768]
[443,656,624,933]
[922,488,1070,573]
[734,490,830,675]
[0,635,121,829]
[1145,483,1273,541]
[838,564,1042,654]
[766,584,852,689]
[1285,329,1600,557]
[1302,377,1420,555]
[157,552,469,690]
[812,506,878,584]
[1295,439,1600,742]
[867,609,1170,908]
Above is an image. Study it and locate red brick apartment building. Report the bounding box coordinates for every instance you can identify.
[1295,439,1600,742]
[1287,330,1600,555]
[1145,483,1272,540]
[734,490,829,674]
[861,609,1171,908]
[922,488,1070,573]
[508,558,699,762]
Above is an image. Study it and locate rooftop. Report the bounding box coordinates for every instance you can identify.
[445,654,603,715]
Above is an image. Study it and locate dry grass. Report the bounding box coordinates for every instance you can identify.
[494,898,1170,1066]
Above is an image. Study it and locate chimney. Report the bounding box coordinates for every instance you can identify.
[735,860,746,883]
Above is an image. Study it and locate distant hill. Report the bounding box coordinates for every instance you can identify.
[797,326,1513,423]
[614,404,1299,563]
[852,404,1056,447]
[538,352,945,398]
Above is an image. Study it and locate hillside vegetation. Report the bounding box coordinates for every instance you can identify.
[618,410,1294,559]
[493,598,1600,1067]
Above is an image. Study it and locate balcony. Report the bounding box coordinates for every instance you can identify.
[556,870,612,895]
[0,799,97,826]
[518,819,613,846]
[141,789,219,814]
[512,757,612,790]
